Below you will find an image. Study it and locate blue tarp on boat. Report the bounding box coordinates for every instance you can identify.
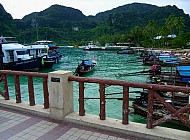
[83,60,93,65]
[159,57,178,61]
[165,61,179,64]
[177,66,190,81]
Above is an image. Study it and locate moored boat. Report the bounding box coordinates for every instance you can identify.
[143,53,179,67]
[34,40,62,63]
[132,90,189,126]
[83,42,102,51]
[25,44,55,68]
[141,64,190,127]
[117,48,137,54]
[148,64,190,86]
[1,37,42,71]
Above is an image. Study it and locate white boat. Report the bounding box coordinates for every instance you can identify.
[34,40,62,63]
[83,42,102,51]
[104,42,131,50]
[0,37,42,71]
[25,44,55,68]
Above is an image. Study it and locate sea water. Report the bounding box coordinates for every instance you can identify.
[54,48,149,121]
[4,48,189,131]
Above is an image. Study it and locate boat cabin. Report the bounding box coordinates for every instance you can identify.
[26,45,49,58]
[2,42,31,63]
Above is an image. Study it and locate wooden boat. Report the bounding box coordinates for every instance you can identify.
[148,65,190,87]
[74,60,96,76]
[1,37,42,71]
[132,89,189,126]
[143,53,179,67]
[117,48,137,54]
[131,64,190,126]
[178,59,190,66]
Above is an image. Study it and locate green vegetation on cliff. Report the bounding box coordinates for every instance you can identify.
[0,3,190,48]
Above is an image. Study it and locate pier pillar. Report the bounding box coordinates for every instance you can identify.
[48,70,74,120]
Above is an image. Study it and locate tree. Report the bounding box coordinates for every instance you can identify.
[144,20,158,47]
[165,14,178,36]
[175,16,185,35]
[130,26,143,42]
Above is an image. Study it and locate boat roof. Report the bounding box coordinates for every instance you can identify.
[0,36,17,43]
[26,44,49,49]
[177,66,190,77]
[36,40,53,43]
[82,60,94,65]
[177,66,190,71]
[2,43,27,50]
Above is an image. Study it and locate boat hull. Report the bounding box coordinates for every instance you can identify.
[78,68,96,76]
[42,58,55,68]
[117,50,137,54]
[3,57,42,71]
[74,60,96,76]
[48,52,62,63]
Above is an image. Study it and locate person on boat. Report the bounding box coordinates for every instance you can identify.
[149,64,161,76]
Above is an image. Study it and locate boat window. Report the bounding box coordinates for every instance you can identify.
[41,49,47,53]
[17,50,28,55]
[36,50,38,55]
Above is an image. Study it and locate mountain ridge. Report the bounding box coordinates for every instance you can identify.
[0,3,190,47]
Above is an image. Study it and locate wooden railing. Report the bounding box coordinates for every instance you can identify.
[0,70,49,109]
[68,75,190,129]
[0,70,189,129]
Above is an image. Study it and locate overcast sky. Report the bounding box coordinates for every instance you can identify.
[0,0,190,19]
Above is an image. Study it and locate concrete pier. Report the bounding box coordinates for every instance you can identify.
[49,70,74,120]
[0,70,189,140]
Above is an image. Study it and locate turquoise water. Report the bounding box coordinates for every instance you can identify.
[4,48,189,131]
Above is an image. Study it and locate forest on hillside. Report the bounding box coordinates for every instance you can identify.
[0,3,190,48]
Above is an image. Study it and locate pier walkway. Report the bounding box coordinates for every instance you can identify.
[0,107,143,140]
[0,70,189,140]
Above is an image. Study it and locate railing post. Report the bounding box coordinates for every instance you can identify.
[43,77,49,109]
[3,74,9,100]
[99,84,106,120]
[14,75,21,103]
[122,86,129,125]
[49,70,73,120]
[79,82,85,116]
[147,89,154,129]
[28,76,35,106]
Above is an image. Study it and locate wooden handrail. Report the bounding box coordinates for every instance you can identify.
[68,75,190,129]
[0,70,49,109]
[68,75,190,93]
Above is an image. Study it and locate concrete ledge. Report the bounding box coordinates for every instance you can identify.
[0,97,50,118]
[65,112,190,140]
[0,98,189,140]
